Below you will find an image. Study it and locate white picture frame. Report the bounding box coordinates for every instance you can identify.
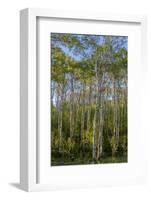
[20,8,147,192]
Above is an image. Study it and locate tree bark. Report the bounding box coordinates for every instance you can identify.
[81,82,85,143]
[93,78,98,161]
[97,77,104,160]
[92,108,97,160]
[112,79,120,155]
[87,84,92,132]
[58,85,64,151]
[70,75,74,138]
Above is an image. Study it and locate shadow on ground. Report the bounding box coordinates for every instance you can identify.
[9,183,23,191]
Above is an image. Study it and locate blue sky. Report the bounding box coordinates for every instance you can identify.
[59,35,104,61]
[56,34,128,61]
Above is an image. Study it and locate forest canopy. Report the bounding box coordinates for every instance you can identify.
[51,33,128,166]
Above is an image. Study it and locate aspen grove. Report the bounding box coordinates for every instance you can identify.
[51,33,128,166]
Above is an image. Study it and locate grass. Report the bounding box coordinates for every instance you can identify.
[51,154,127,166]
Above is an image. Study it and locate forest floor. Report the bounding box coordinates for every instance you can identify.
[51,155,127,166]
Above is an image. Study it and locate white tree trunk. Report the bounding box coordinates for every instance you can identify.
[87,84,92,132]
[92,109,97,160]
[70,75,74,138]
[97,77,104,160]
[58,85,64,151]
[81,83,85,143]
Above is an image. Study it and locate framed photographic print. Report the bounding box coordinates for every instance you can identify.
[20,8,147,191]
